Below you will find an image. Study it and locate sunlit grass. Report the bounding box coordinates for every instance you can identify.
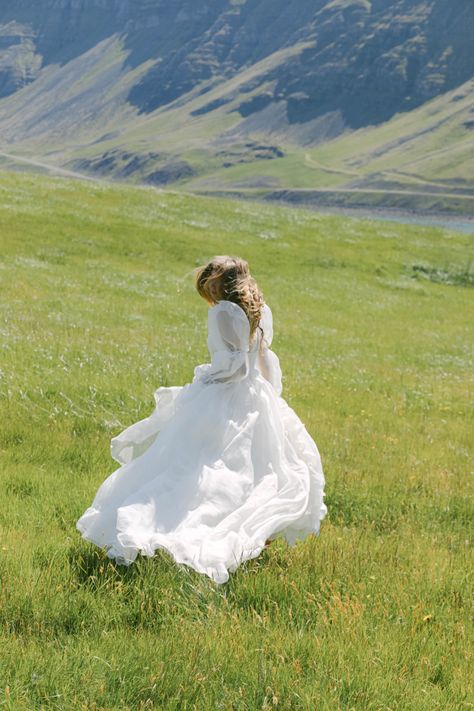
[0,169,472,710]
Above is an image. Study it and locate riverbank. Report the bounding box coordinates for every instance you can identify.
[287,204,474,234]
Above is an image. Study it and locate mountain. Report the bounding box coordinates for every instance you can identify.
[0,0,473,210]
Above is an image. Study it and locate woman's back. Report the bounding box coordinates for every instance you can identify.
[77,257,327,584]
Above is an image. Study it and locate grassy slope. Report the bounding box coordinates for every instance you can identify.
[306,81,474,186]
[180,79,474,195]
[60,72,474,196]
[0,30,472,212]
[0,170,472,710]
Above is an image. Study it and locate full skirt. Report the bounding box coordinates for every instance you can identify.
[76,367,327,584]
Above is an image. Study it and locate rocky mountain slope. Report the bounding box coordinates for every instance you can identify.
[0,0,473,208]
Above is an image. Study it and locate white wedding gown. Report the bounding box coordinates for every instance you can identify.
[76,301,327,584]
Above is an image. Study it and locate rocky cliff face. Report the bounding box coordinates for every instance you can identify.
[0,0,472,131]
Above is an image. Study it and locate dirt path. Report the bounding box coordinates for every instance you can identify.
[303,151,467,193]
[380,168,471,192]
[2,149,472,205]
[303,152,360,177]
[0,151,104,182]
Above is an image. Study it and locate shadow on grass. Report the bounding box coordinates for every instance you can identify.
[69,540,175,585]
[68,535,282,598]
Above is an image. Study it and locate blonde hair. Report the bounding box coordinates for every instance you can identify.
[194,255,264,342]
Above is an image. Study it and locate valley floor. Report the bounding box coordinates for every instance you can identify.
[1,150,474,232]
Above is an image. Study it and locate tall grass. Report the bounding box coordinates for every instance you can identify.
[0,170,472,709]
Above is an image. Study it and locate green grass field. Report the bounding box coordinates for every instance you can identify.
[0,170,472,710]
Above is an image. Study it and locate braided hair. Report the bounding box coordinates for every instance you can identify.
[194,255,265,344]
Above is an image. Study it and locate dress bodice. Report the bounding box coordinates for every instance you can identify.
[203,300,282,394]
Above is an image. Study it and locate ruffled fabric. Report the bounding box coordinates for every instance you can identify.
[111,386,182,466]
[76,301,327,584]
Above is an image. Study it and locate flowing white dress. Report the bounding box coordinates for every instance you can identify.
[76,300,327,584]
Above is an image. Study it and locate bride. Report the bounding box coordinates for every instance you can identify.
[76,255,327,584]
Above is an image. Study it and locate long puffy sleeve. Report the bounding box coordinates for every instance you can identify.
[200,301,250,385]
[257,303,283,396]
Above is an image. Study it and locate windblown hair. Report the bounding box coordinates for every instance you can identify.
[194,255,264,342]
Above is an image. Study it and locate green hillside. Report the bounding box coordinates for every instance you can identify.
[0,0,473,213]
[0,170,472,709]
[2,75,473,214]
[184,78,474,193]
